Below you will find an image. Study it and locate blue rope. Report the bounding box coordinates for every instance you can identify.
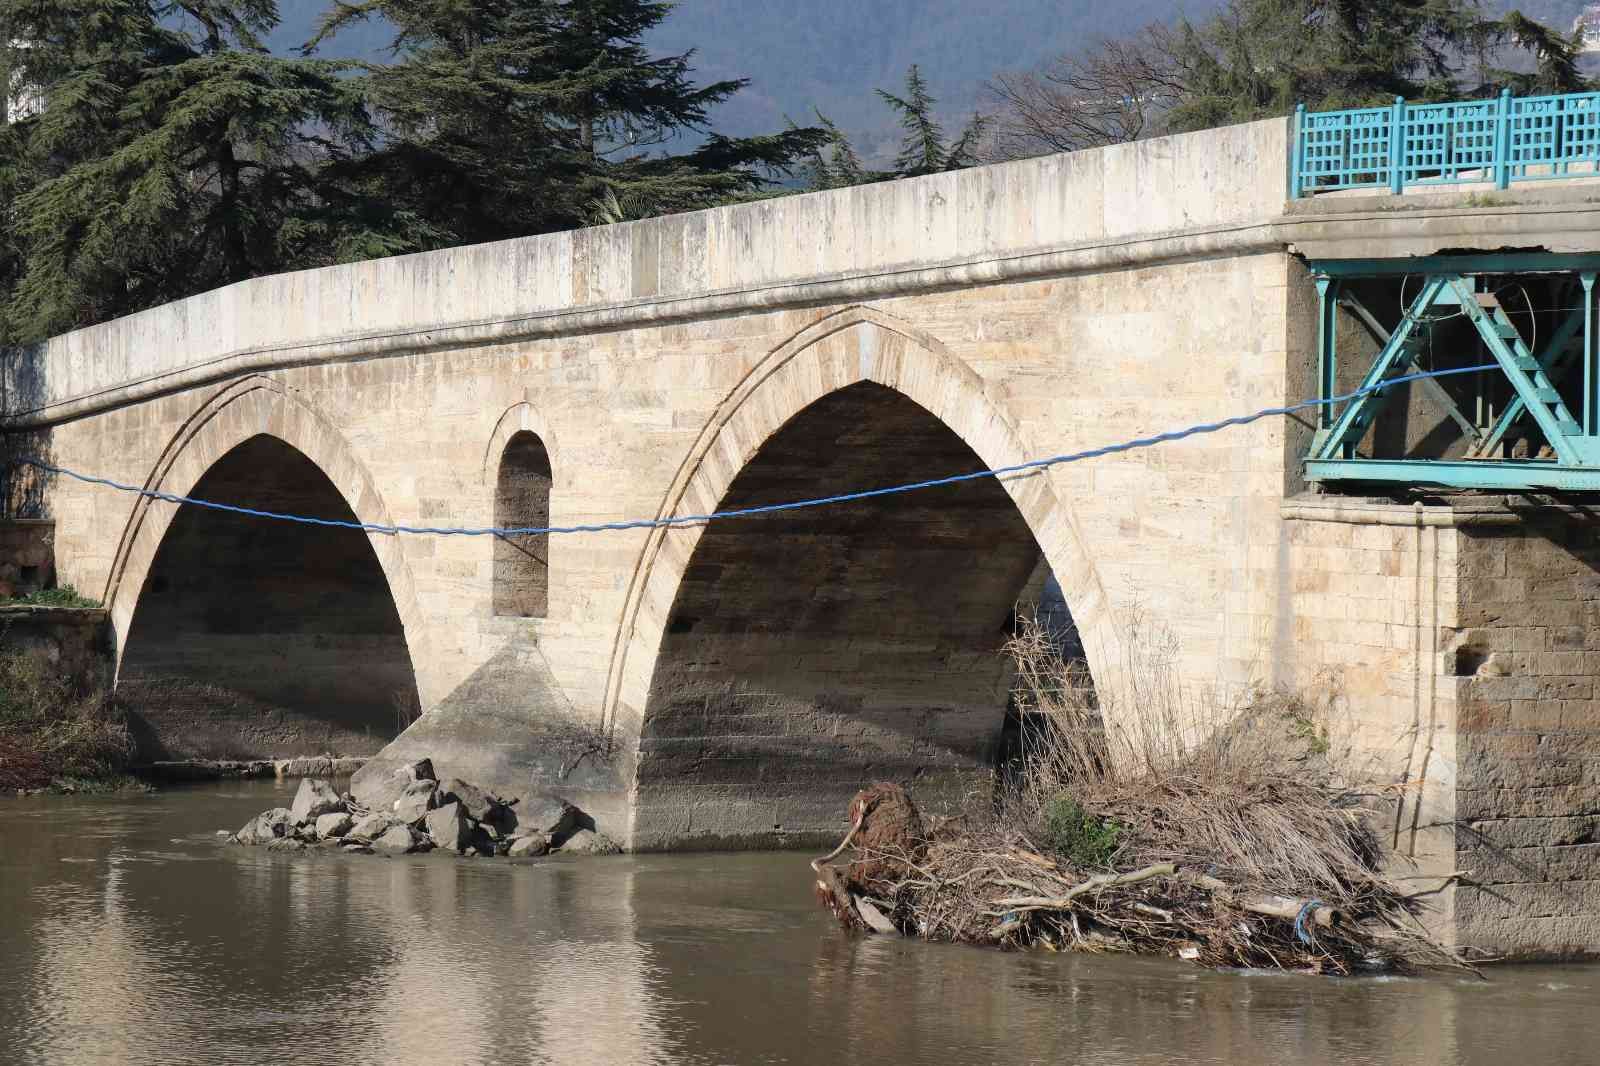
[10,364,1498,537]
[1294,898,1326,944]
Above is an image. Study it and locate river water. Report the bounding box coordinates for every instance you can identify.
[1,781,1595,1066]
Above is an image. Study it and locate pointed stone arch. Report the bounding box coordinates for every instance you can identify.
[482,402,556,619]
[602,307,1115,805]
[481,401,558,484]
[103,376,424,679]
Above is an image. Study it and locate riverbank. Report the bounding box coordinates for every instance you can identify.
[0,638,375,793]
[0,647,138,793]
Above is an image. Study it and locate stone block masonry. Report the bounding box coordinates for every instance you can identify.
[1283,495,1600,959]
[0,606,112,694]
[0,520,55,599]
[8,110,1600,956]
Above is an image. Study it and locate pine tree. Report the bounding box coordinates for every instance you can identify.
[797,112,878,191]
[879,65,946,176]
[313,0,826,243]
[0,0,417,343]
[1495,12,1591,96]
[804,66,987,191]
[876,65,987,177]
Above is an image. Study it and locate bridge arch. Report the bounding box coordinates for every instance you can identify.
[482,401,557,620]
[608,307,1114,849]
[106,377,426,760]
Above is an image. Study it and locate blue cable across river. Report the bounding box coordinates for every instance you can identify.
[17,363,1499,538]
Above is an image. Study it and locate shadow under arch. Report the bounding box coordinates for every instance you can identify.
[612,308,1114,851]
[108,377,425,760]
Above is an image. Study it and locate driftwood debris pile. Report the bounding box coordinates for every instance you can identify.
[811,615,1481,974]
[813,780,1471,975]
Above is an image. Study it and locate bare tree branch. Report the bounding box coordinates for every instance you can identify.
[982,27,1185,160]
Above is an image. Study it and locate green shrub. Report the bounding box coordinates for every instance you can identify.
[1044,794,1123,868]
[0,585,100,608]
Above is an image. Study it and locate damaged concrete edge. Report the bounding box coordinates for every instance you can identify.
[133,755,370,783]
[1280,495,1580,527]
[0,605,108,621]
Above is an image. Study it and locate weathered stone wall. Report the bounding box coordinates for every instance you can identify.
[15,116,1307,846]
[1283,496,1600,959]
[6,120,1292,421]
[0,606,112,693]
[1281,499,1463,941]
[1450,509,1600,958]
[0,519,54,599]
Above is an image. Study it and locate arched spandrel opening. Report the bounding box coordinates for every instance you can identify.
[633,381,1092,850]
[117,434,420,760]
[494,431,552,618]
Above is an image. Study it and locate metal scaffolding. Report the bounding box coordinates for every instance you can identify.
[1305,254,1600,491]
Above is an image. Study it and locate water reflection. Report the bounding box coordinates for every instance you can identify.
[1,783,1597,1066]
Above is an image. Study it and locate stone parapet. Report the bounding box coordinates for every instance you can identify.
[3,118,1293,427]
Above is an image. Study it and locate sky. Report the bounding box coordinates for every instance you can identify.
[271,0,1599,161]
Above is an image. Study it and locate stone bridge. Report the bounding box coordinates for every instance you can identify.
[9,115,1600,956]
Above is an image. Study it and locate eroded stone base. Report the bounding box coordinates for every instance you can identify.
[0,606,111,692]
[350,642,631,839]
[1285,493,1600,958]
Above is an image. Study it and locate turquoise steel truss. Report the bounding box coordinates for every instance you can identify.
[1304,255,1600,491]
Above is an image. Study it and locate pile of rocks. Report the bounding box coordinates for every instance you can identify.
[228,758,621,858]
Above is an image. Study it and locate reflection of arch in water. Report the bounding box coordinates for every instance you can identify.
[617,309,1110,850]
[111,379,422,760]
[357,860,668,1063]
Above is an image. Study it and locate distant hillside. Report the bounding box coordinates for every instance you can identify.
[273,0,1600,163]
[272,0,1204,162]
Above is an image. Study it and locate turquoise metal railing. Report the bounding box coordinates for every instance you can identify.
[1291,89,1600,197]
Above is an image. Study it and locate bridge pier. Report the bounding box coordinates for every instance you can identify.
[1285,494,1600,958]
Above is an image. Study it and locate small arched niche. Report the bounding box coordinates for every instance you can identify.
[493,430,552,618]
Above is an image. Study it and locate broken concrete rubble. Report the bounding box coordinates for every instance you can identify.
[233,807,293,845]
[289,777,343,825]
[315,812,354,839]
[227,764,620,860]
[425,801,471,853]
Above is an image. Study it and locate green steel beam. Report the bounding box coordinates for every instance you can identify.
[1308,254,1600,279]
[1337,289,1483,448]
[1449,276,1597,465]
[1302,261,1600,490]
[1586,273,1597,438]
[1310,275,1449,461]
[1307,458,1600,491]
[1471,306,1585,458]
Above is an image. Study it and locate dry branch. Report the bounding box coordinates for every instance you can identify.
[990,862,1177,910]
[809,612,1472,975]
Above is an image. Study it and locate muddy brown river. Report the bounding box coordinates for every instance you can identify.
[1,780,1595,1065]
